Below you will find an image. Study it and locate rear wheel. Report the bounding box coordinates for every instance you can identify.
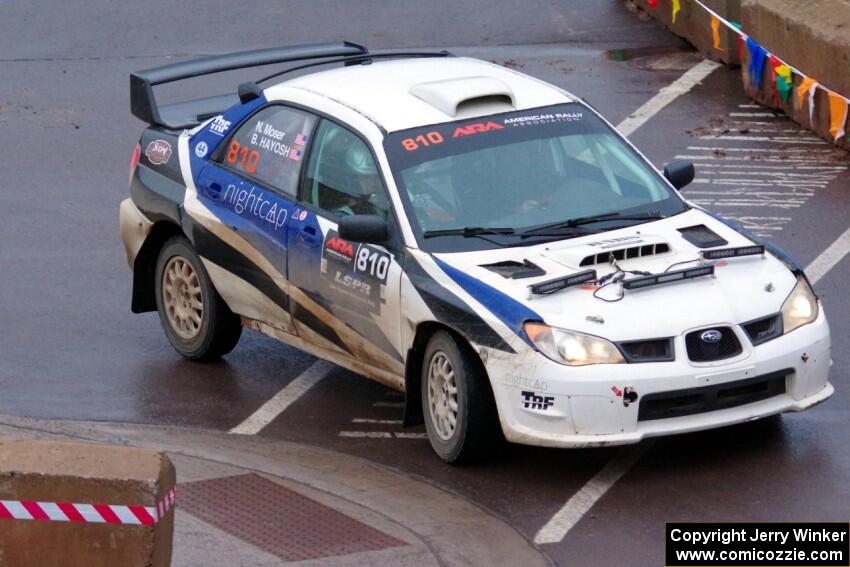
[154,236,241,360]
[421,331,497,464]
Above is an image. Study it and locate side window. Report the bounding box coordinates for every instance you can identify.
[217,106,317,196]
[300,120,390,220]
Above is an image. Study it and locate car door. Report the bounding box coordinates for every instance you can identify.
[193,104,318,333]
[286,119,405,376]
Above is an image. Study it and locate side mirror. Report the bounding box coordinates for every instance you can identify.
[338,214,388,244]
[663,160,695,190]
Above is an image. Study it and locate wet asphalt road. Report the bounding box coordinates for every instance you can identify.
[1,2,849,566]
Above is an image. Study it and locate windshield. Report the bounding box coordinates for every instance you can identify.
[383,103,687,251]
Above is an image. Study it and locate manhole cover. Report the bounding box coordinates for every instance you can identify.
[179,473,406,561]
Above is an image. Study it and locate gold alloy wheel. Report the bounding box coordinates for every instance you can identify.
[427,351,459,441]
[162,255,204,340]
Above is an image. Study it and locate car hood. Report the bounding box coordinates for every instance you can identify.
[430,209,798,342]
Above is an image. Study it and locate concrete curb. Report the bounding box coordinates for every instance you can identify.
[0,415,553,567]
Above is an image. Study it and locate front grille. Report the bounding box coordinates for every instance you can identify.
[618,338,675,362]
[742,313,783,346]
[685,326,742,362]
[637,369,790,421]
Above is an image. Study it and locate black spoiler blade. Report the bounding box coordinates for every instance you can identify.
[130,41,367,129]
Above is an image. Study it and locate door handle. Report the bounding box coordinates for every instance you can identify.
[298,226,320,245]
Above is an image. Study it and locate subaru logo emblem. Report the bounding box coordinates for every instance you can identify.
[700,329,722,344]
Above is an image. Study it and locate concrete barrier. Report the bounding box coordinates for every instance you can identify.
[0,438,175,567]
[630,0,742,64]
[629,0,850,149]
[740,0,850,150]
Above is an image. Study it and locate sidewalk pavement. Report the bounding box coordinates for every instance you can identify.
[0,414,552,567]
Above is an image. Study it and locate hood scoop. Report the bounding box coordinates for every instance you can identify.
[677,224,728,248]
[578,242,670,267]
[481,260,546,279]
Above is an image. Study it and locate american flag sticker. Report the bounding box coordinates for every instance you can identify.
[294,132,308,146]
[288,147,303,161]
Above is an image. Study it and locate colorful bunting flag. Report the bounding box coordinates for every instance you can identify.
[795,76,819,125]
[691,0,850,145]
[672,0,681,23]
[797,76,817,107]
[746,38,767,89]
[711,16,725,51]
[647,0,658,8]
[828,92,848,141]
[769,55,793,104]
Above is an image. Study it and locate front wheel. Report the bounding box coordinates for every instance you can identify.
[154,236,242,360]
[421,331,498,464]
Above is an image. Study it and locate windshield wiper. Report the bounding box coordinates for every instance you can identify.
[423,227,516,238]
[520,211,664,237]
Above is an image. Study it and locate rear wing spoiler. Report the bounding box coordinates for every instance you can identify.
[130,42,367,129]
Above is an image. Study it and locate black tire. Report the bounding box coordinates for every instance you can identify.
[154,236,241,360]
[421,331,498,464]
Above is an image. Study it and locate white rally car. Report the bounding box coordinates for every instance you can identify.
[120,43,832,462]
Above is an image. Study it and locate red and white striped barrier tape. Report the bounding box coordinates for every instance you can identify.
[0,487,175,525]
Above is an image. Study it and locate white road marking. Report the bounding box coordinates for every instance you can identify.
[339,431,393,438]
[373,401,405,408]
[687,145,838,153]
[729,111,782,117]
[339,431,428,439]
[804,226,850,284]
[698,135,827,144]
[616,59,721,137]
[394,432,429,439]
[695,163,845,171]
[230,359,335,435]
[352,418,404,424]
[534,444,648,545]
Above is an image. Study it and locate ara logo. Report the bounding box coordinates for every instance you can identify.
[521,390,554,411]
[325,237,355,258]
[145,139,172,165]
[452,121,504,138]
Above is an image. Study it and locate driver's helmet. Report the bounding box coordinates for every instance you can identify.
[345,144,380,195]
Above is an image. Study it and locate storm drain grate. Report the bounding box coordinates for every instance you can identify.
[178,473,406,562]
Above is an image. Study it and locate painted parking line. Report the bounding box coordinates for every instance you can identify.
[338,431,428,440]
[372,401,405,408]
[230,360,336,435]
[617,59,721,137]
[804,225,850,284]
[533,231,847,546]
[534,444,649,545]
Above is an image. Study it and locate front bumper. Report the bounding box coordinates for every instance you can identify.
[488,308,833,448]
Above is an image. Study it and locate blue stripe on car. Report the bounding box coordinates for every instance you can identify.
[433,257,541,346]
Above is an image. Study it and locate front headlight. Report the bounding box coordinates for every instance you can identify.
[524,322,625,366]
[781,275,819,334]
